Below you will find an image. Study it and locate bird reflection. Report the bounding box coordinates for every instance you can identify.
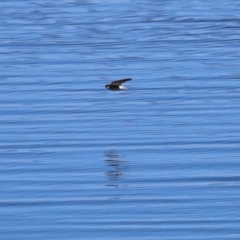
[104,149,127,186]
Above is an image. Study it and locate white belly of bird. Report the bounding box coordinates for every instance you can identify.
[119,86,127,90]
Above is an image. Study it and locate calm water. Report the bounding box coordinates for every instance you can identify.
[1,0,240,239]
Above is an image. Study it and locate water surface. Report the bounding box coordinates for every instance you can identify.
[1,0,240,239]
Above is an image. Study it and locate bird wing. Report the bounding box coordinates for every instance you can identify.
[111,78,132,85]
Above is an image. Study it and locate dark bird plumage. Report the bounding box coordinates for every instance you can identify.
[105,78,132,90]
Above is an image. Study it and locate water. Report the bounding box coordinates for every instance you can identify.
[1,0,240,239]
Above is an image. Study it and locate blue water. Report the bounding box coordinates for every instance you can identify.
[1,0,240,239]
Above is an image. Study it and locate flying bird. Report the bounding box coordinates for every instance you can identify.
[105,78,132,91]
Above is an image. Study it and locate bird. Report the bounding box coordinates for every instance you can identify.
[105,78,132,91]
